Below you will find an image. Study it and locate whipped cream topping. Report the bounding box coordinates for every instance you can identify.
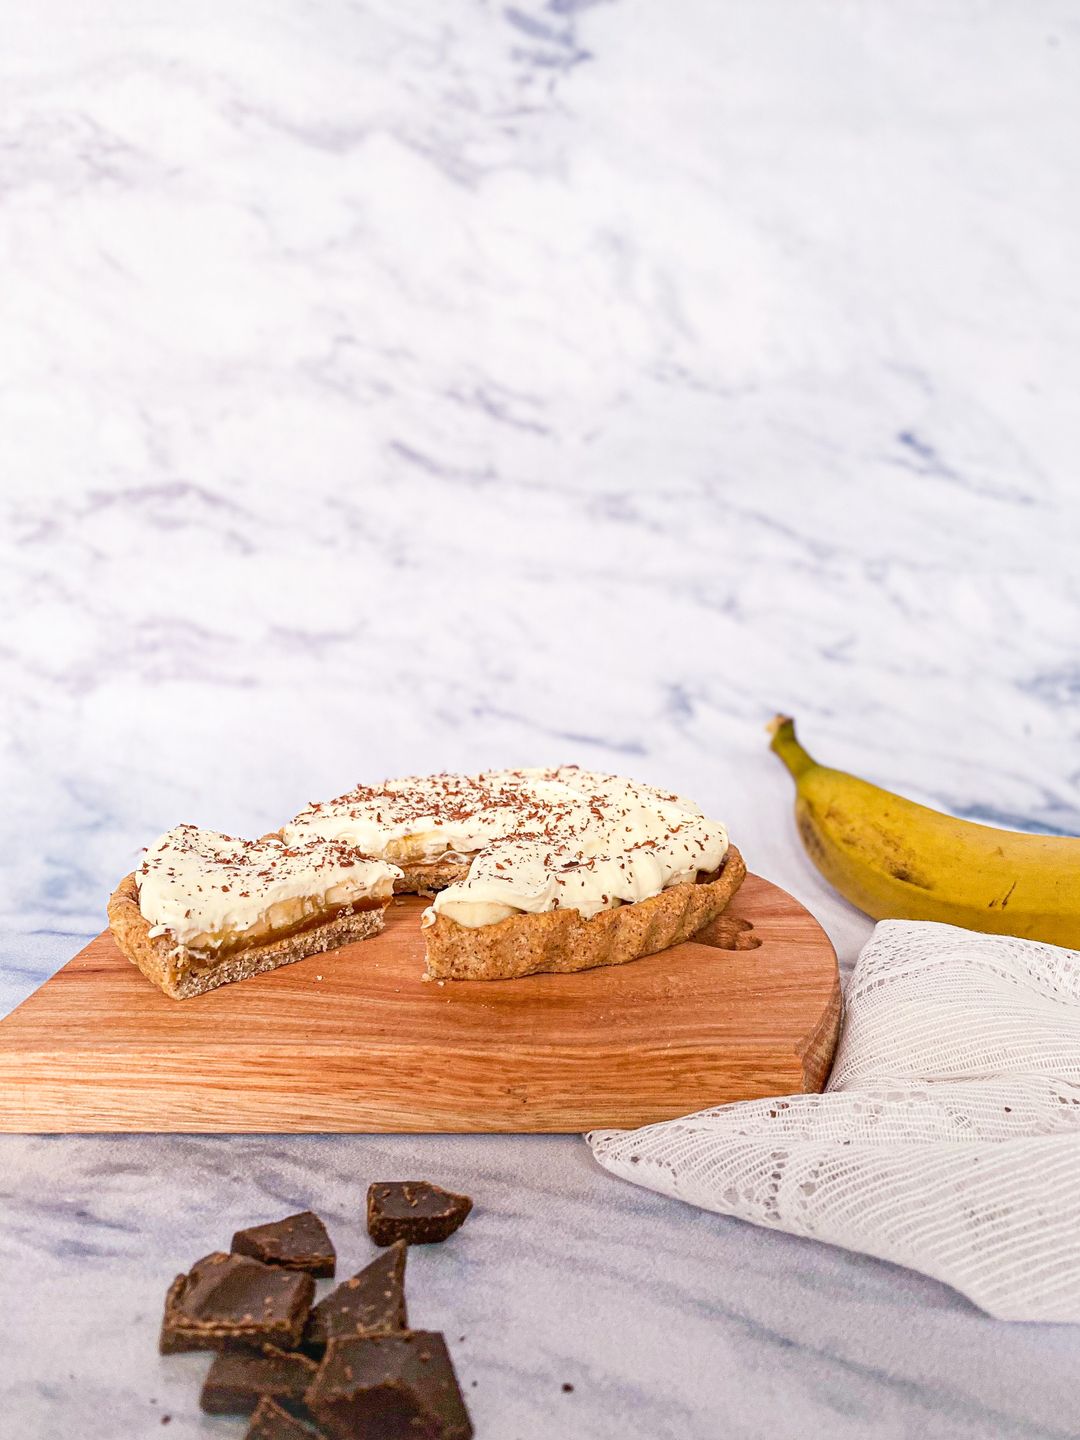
[136,824,400,951]
[284,769,585,860]
[285,767,729,927]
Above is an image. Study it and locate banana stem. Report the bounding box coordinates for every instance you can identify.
[768,714,817,779]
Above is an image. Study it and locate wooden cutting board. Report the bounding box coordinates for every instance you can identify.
[0,873,840,1133]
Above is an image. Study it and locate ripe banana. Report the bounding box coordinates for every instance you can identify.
[769,715,1080,948]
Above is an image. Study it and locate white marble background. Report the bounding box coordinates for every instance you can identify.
[2,1,1079,1435]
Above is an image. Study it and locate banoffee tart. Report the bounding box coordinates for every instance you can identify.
[107,825,399,999]
[285,767,744,981]
[109,768,744,995]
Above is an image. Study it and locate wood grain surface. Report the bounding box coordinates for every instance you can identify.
[0,873,841,1133]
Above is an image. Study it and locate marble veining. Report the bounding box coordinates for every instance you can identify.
[2,0,1079,1434]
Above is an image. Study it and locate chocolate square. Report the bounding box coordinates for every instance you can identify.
[305,1332,472,1440]
[244,1396,323,1440]
[232,1211,336,1279]
[303,1241,407,1356]
[160,1252,315,1354]
[200,1344,319,1415]
[367,1181,473,1246]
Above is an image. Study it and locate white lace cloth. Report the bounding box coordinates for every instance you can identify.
[588,920,1080,1322]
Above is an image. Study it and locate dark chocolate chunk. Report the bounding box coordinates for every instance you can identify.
[367,1182,473,1247]
[303,1241,407,1356]
[232,1211,336,1279]
[159,1252,315,1354]
[305,1332,473,1440]
[200,1345,319,1415]
[244,1396,323,1440]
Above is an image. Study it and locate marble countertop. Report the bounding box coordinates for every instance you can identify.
[3,1,1078,1435]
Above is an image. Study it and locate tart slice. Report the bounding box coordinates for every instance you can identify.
[108,825,401,999]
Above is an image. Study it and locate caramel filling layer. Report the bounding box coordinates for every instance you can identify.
[174,893,388,973]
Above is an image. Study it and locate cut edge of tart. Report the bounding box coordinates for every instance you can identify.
[108,871,390,1001]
